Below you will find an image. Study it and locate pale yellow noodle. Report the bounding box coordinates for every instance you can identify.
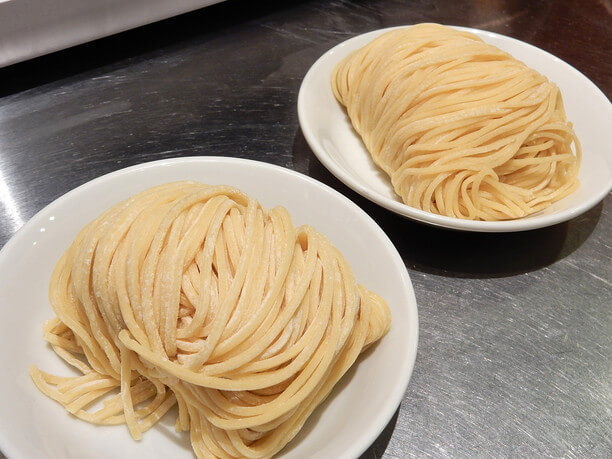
[332,23,581,221]
[30,181,391,458]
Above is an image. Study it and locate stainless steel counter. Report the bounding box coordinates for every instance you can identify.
[0,0,610,457]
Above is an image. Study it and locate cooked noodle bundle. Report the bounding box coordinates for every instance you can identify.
[30,182,391,458]
[332,23,581,220]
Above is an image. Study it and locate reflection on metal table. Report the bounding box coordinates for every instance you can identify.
[0,0,609,457]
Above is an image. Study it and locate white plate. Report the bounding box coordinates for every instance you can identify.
[298,26,612,232]
[0,157,418,459]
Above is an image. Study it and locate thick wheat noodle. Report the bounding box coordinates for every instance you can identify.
[332,23,581,221]
[30,181,391,458]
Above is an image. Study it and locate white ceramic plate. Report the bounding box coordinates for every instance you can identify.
[0,157,418,459]
[298,26,612,232]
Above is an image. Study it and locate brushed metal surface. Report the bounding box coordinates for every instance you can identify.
[0,0,610,457]
[0,0,226,68]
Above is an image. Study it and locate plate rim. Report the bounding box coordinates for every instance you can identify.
[297,24,612,233]
[0,156,419,459]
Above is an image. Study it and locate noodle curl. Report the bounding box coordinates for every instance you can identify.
[30,181,391,458]
[332,23,581,220]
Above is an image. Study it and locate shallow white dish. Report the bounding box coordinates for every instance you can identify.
[0,157,418,459]
[298,25,612,232]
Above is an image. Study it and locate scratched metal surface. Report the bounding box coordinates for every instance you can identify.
[0,0,610,457]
